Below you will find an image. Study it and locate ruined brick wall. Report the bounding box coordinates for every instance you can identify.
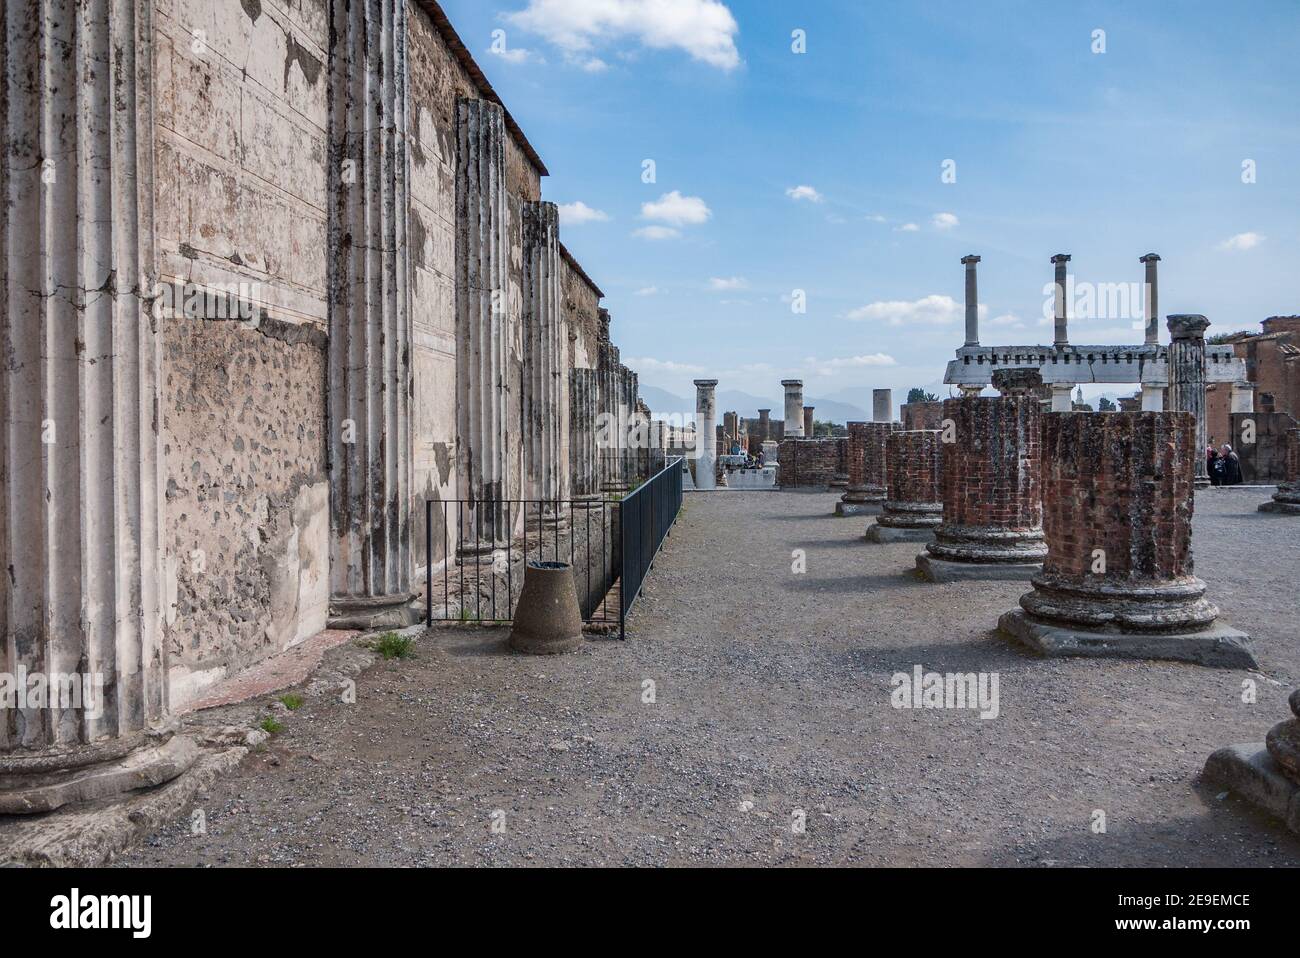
[863,421,901,492]
[777,438,840,487]
[153,0,332,706]
[1230,411,1299,483]
[939,397,1041,530]
[162,317,329,708]
[885,430,942,506]
[902,400,944,431]
[1039,411,1196,582]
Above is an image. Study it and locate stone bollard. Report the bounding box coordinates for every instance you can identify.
[508,561,585,654]
[917,368,1046,581]
[865,430,942,543]
[1258,428,1300,514]
[1203,689,1300,836]
[998,411,1255,668]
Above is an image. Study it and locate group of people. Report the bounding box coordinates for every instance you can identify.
[1207,443,1242,486]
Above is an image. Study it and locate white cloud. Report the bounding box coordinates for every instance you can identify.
[1218,232,1263,251]
[507,0,741,71]
[895,222,920,233]
[709,276,748,291]
[846,294,986,326]
[785,185,823,203]
[623,356,706,374]
[816,354,898,368]
[989,313,1023,327]
[557,200,609,225]
[632,225,681,241]
[634,285,660,296]
[866,214,887,223]
[641,190,712,226]
[931,212,959,231]
[578,56,609,72]
[489,45,537,64]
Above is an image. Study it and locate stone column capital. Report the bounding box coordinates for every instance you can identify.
[1051,253,1072,264]
[961,254,981,265]
[1140,252,1161,264]
[1167,314,1210,341]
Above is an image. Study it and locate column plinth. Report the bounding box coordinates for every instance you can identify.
[866,431,942,542]
[999,412,1254,667]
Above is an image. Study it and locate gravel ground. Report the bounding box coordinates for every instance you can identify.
[119,486,1300,867]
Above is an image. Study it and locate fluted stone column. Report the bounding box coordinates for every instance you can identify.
[918,369,1046,582]
[0,0,198,813]
[453,98,513,553]
[803,406,815,439]
[1167,314,1211,487]
[327,0,415,626]
[962,254,981,346]
[1052,253,1071,347]
[569,368,601,505]
[522,201,566,523]
[999,411,1253,667]
[694,380,719,491]
[1259,428,1300,514]
[1140,253,1160,346]
[873,389,892,423]
[782,380,804,437]
[865,431,943,543]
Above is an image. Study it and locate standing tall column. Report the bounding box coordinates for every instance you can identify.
[568,368,601,504]
[522,201,565,522]
[918,369,1046,582]
[962,254,981,346]
[1,0,197,813]
[328,0,414,625]
[1140,253,1160,346]
[873,389,893,422]
[1052,253,1071,347]
[782,380,804,437]
[1167,314,1212,487]
[694,380,719,491]
[803,406,815,439]
[999,411,1253,667]
[758,409,771,442]
[454,98,512,550]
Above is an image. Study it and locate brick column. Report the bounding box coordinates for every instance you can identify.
[999,412,1254,667]
[866,431,942,543]
[0,0,198,814]
[1167,314,1211,487]
[829,437,849,489]
[782,380,804,437]
[918,369,1046,581]
[837,422,879,515]
[1259,427,1300,514]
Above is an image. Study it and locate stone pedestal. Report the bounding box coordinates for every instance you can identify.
[998,412,1255,668]
[918,370,1046,582]
[1258,428,1300,515]
[866,430,942,543]
[0,0,198,812]
[1202,690,1300,836]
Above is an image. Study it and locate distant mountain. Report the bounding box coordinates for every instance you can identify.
[638,384,691,418]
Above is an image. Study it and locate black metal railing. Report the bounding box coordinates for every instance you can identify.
[619,457,684,634]
[423,457,683,639]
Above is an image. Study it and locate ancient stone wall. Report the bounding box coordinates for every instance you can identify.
[938,397,1041,532]
[885,431,942,508]
[901,401,944,431]
[777,438,840,487]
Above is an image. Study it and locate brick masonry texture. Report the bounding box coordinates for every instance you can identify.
[778,438,841,487]
[1039,411,1197,582]
[885,430,942,506]
[863,421,901,493]
[939,396,1041,531]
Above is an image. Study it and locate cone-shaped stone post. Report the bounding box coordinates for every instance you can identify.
[1167,314,1212,487]
[782,380,804,437]
[694,380,719,491]
[999,411,1254,667]
[865,431,943,542]
[918,369,1046,581]
[0,0,198,813]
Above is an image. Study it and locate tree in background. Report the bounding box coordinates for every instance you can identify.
[1098,397,1116,412]
[907,388,941,404]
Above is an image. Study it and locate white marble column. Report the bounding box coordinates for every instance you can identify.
[522,201,565,521]
[454,97,511,552]
[782,380,804,437]
[695,380,719,490]
[0,0,195,813]
[327,0,414,624]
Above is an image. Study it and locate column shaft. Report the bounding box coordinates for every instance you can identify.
[522,201,565,512]
[1167,314,1211,485]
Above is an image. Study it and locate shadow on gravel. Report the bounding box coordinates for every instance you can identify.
[435,631,516,658]
[785,572,927,593]
[841,630,1032,672]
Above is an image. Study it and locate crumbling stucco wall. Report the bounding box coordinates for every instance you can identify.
[154,0,331,705]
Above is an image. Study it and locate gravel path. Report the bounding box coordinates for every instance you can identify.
[120,486,1300,866]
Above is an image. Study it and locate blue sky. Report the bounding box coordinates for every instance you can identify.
[441,0,1300,411]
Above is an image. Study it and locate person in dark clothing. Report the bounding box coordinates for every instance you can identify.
[1207,447,1222,486]
[1220,444,1243,485]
